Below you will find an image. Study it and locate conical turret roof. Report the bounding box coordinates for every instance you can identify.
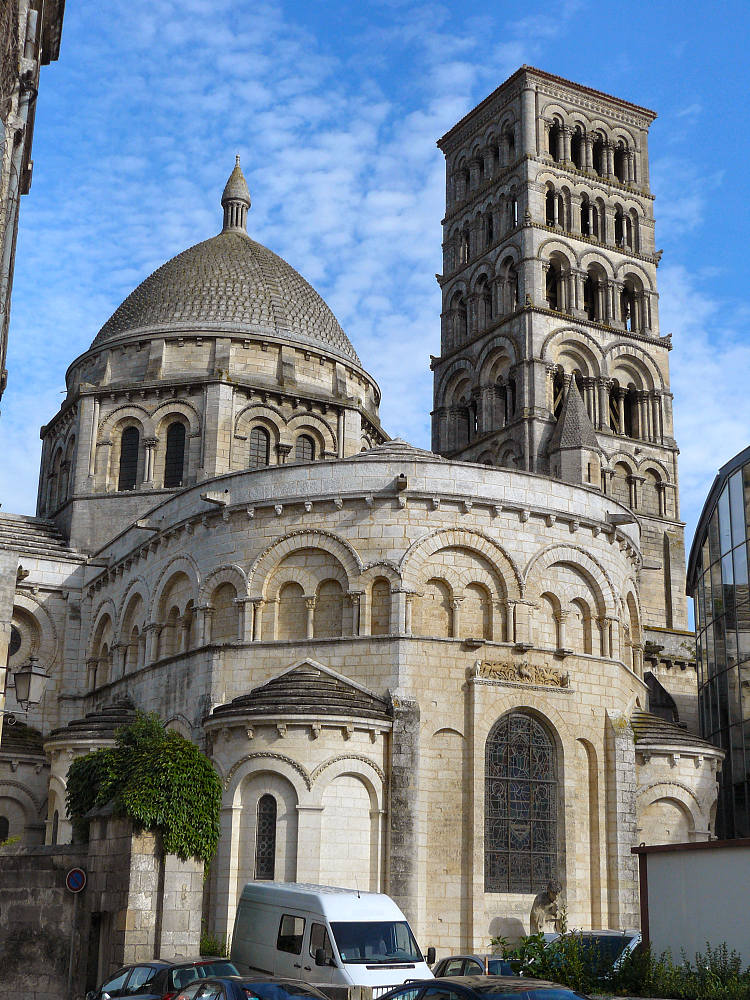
[548,378,600,452]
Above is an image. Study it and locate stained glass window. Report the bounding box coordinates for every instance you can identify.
[485,712,557,893]
[255,794,277,880]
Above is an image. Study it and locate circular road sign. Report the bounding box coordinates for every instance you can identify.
[65,867,87,893]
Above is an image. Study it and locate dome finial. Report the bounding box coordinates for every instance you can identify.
[221,155,251,233]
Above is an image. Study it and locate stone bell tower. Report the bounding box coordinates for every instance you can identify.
[431,67,691,685]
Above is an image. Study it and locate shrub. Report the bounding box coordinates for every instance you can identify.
[66,711,222,864]
[496,934,750,1000]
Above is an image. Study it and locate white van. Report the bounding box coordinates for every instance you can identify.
[231,882,435,992]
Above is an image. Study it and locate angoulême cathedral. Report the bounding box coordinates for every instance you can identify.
[0,67,721,948]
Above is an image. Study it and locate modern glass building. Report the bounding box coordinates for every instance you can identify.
[687,445,750,838]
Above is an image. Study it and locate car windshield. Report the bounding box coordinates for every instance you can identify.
[329,921,423,964]
[574,935,630,963]
[246,983,328,1000]
[486,960,517,975]
[171,962,239,989]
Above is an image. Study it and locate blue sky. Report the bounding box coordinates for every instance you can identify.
[2,0,749,568]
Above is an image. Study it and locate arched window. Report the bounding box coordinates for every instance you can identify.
[485,212,494,247]
[548,121,562,162]
[164,422,186,488]
[0,815,9,842]
[485,712,558,893]
[254,794,277,880]
[118,427,140,491]
[295,435,315,462]
[583,274,596,321]
[249,427,270,469]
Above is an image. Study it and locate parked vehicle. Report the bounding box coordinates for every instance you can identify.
[174,975,332,1000]
[432,955,518,977]
[231,881,435,992]
[540,930,642,973]
[379,974,592,1000]
[86,957,240,1000]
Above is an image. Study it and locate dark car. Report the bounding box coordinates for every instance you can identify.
[173,976,333,1000]
[87,957,241,1000]
[433,956,518,977]
[379,974,592,1000]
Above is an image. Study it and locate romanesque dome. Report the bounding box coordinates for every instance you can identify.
[90,160,360,366]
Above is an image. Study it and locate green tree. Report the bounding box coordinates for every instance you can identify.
[66,712,221,864]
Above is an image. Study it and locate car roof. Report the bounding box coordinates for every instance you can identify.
[414,975,563,990]
[197,976,329,992]
[439,955,508,962]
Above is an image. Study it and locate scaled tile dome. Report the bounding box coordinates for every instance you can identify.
[91,159,360,366]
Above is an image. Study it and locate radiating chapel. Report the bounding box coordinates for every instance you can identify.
[0,68,721,947]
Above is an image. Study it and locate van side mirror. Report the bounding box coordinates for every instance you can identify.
[315,947,328,967]
[426,946,436,966]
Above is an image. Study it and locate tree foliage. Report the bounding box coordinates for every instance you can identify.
[66,712,221,864]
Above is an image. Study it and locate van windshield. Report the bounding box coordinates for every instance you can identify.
[329,920,423,965]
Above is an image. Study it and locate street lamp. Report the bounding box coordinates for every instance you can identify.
[2,656,49,725]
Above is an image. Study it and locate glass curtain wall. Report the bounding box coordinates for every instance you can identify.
[693,462,750,838]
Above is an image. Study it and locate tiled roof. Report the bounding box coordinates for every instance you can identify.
[548,379,599,452]
[631,710,718,751]
[91,230,360,365]
[209,663,392,722]
[47,697,138,742]
[0,721,45,756]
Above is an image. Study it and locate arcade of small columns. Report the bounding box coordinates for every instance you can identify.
[86,584,642,686]
[544,120,640,184]
[542,260,654,333]
[433,365,670,465]
[441,265,655,357]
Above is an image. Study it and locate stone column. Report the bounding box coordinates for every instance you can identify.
[555,610,570,650]
[562,126,572,163]
[203,608,215,645]
[605,143,614,179]
[607,617,620,661]
[236,598,254,643]
[651,392,662,443]
[143,625,160,665]
[305,598,316,640]
[142,436,158,486]
[347,592,362,636]
[657,481,667,518]
[492,600,508,642]
[604,713,639,928]
[451,598,463,639]
[250,599,264,641]
[388,695,421,928]
[521,85,537,155]
[616,387,626,435]
[583,377,597,424]
[584,135,593,171]
[112,641,127,678]
[404,593,415,635]
[596,617,610,658]
[597,380,611,430]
